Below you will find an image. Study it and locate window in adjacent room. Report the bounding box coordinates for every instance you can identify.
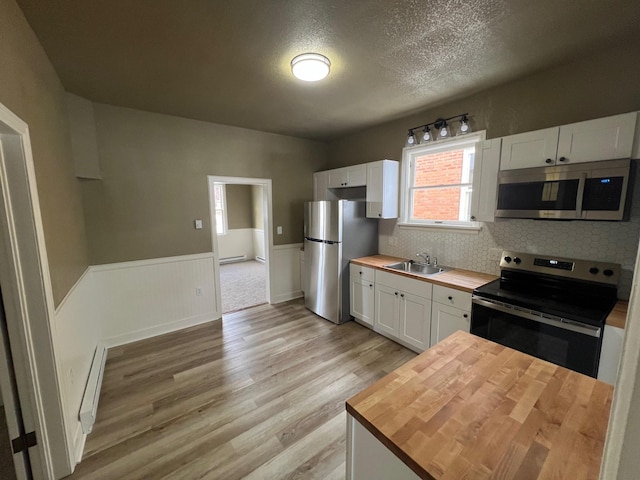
[400,132,484,228]
[213,183,228,235]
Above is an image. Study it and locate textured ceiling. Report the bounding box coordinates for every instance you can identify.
[16,0,640,140]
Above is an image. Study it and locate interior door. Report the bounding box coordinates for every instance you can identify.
[0,292,30,480]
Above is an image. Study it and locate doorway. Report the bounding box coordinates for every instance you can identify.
[208,176,273,315]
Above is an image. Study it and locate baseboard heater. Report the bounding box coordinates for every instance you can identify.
[255,256,265,263]
[79,343,107,434]
[219,255,247,264]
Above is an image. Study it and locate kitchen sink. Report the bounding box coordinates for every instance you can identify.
[384,261,449,276]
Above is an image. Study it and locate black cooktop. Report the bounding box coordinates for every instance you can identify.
[473,270,618,327]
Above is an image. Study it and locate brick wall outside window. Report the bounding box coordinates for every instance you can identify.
[413,150,464,220]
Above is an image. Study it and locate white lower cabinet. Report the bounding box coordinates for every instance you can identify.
[374,270,432,352]
[430,303,470,347]
[350,264,375,327]
[347,413,420,480]
[430,285,472,347]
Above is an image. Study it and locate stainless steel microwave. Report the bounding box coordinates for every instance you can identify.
[495,159,634,220]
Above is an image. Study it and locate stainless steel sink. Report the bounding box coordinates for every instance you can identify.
[384,261,449,276]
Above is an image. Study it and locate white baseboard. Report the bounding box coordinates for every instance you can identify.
[271,290,304,304]
[103,312,220,348]
[72,424,86,465]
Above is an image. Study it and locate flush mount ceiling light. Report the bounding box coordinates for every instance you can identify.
[291,53,331,82]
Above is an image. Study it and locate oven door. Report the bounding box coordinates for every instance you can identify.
[471,297,602,377]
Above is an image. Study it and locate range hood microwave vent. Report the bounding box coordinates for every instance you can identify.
[495,159,634,221]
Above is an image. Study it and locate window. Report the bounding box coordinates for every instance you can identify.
[213,183,228,235]
[400,132,485,228]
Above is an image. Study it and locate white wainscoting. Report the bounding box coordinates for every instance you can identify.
[217,228,255,261]
[93,253,219,347]
[52,267,100,464]
[253,228,265,260]
[270,243,303,304]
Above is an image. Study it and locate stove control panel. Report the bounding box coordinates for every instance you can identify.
[500,250,620,285]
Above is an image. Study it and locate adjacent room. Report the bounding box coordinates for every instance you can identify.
[1,1,640,479]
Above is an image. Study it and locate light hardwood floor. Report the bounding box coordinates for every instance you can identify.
[70,299,416,479]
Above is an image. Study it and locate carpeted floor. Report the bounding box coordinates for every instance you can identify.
[1,406,16,480]
[219,260,267,313]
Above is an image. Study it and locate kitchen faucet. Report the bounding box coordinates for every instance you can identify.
[415,252,430,265]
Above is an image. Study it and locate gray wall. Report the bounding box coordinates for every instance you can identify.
[327,36,640,168]
[226,184,253,230]
[0,0,90,306]
[327,35,640,298]
[82,103,328,264]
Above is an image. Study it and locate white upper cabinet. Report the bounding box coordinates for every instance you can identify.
[500,112,639,170]
[557,112,638,164]
[366,160,399,219]
[327,165,366,188]
[500,127,560,170]
[470,138,501,222]
[313,160,399,218]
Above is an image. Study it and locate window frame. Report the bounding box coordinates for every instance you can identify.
[213,183,228,235]
[399,131,486,230]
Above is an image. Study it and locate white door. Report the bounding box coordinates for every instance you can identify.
[0,296,30,480]
[398,292,431,352]
[374,284,399,337]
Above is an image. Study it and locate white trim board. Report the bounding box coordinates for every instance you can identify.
[0,101,71,478]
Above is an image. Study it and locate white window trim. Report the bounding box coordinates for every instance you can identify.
[399,131,486,230]
[213,183,228,235]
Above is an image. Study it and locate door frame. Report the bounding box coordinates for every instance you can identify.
[207,176,273,314]
[0,102,70,479]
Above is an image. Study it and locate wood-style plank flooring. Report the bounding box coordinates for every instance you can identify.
[69,299,415,479]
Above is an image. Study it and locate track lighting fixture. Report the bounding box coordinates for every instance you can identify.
[403,113,471,147]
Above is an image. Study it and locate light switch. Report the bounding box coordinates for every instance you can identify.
[277,226,283,235]
[194,219,203,229]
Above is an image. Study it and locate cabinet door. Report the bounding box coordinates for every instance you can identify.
[346,165,367,186]
[469,139,501,223]
[500,127,559,170]
[557,112,637,165]
[366,160,399,219]
[313,172,329,201]
[328,168,348,188]
[430,303,470,347]
[350,275,375,327]
[374,283,399,337]
[398,292,431,352]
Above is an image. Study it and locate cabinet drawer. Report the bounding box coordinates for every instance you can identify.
[350,264,375,282]
[432,285,472,311]
[375,270,432,299]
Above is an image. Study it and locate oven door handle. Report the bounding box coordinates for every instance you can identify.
[471,296,601,338]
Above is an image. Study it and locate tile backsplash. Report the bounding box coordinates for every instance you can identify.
[379,176,640,299]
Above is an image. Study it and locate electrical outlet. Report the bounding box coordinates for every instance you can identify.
[388,236,398,247]
[489,248,503,260]
[276,226,283,235]
[195,287,203,296]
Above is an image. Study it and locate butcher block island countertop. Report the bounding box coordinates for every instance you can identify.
[346,331,613,480]
[351,255,498,292]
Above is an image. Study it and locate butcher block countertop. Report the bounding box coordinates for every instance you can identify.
[607,300,628,329]
[351,255,497,292]
[346,331,613,480]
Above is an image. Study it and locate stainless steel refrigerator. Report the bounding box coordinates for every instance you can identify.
[304,200,378,324]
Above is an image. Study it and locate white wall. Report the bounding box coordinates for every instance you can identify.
[52,268,100,463]
[217,228,255,260]
[93,253,218,347]
[253,229,265,259]
[270,244,303,304]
